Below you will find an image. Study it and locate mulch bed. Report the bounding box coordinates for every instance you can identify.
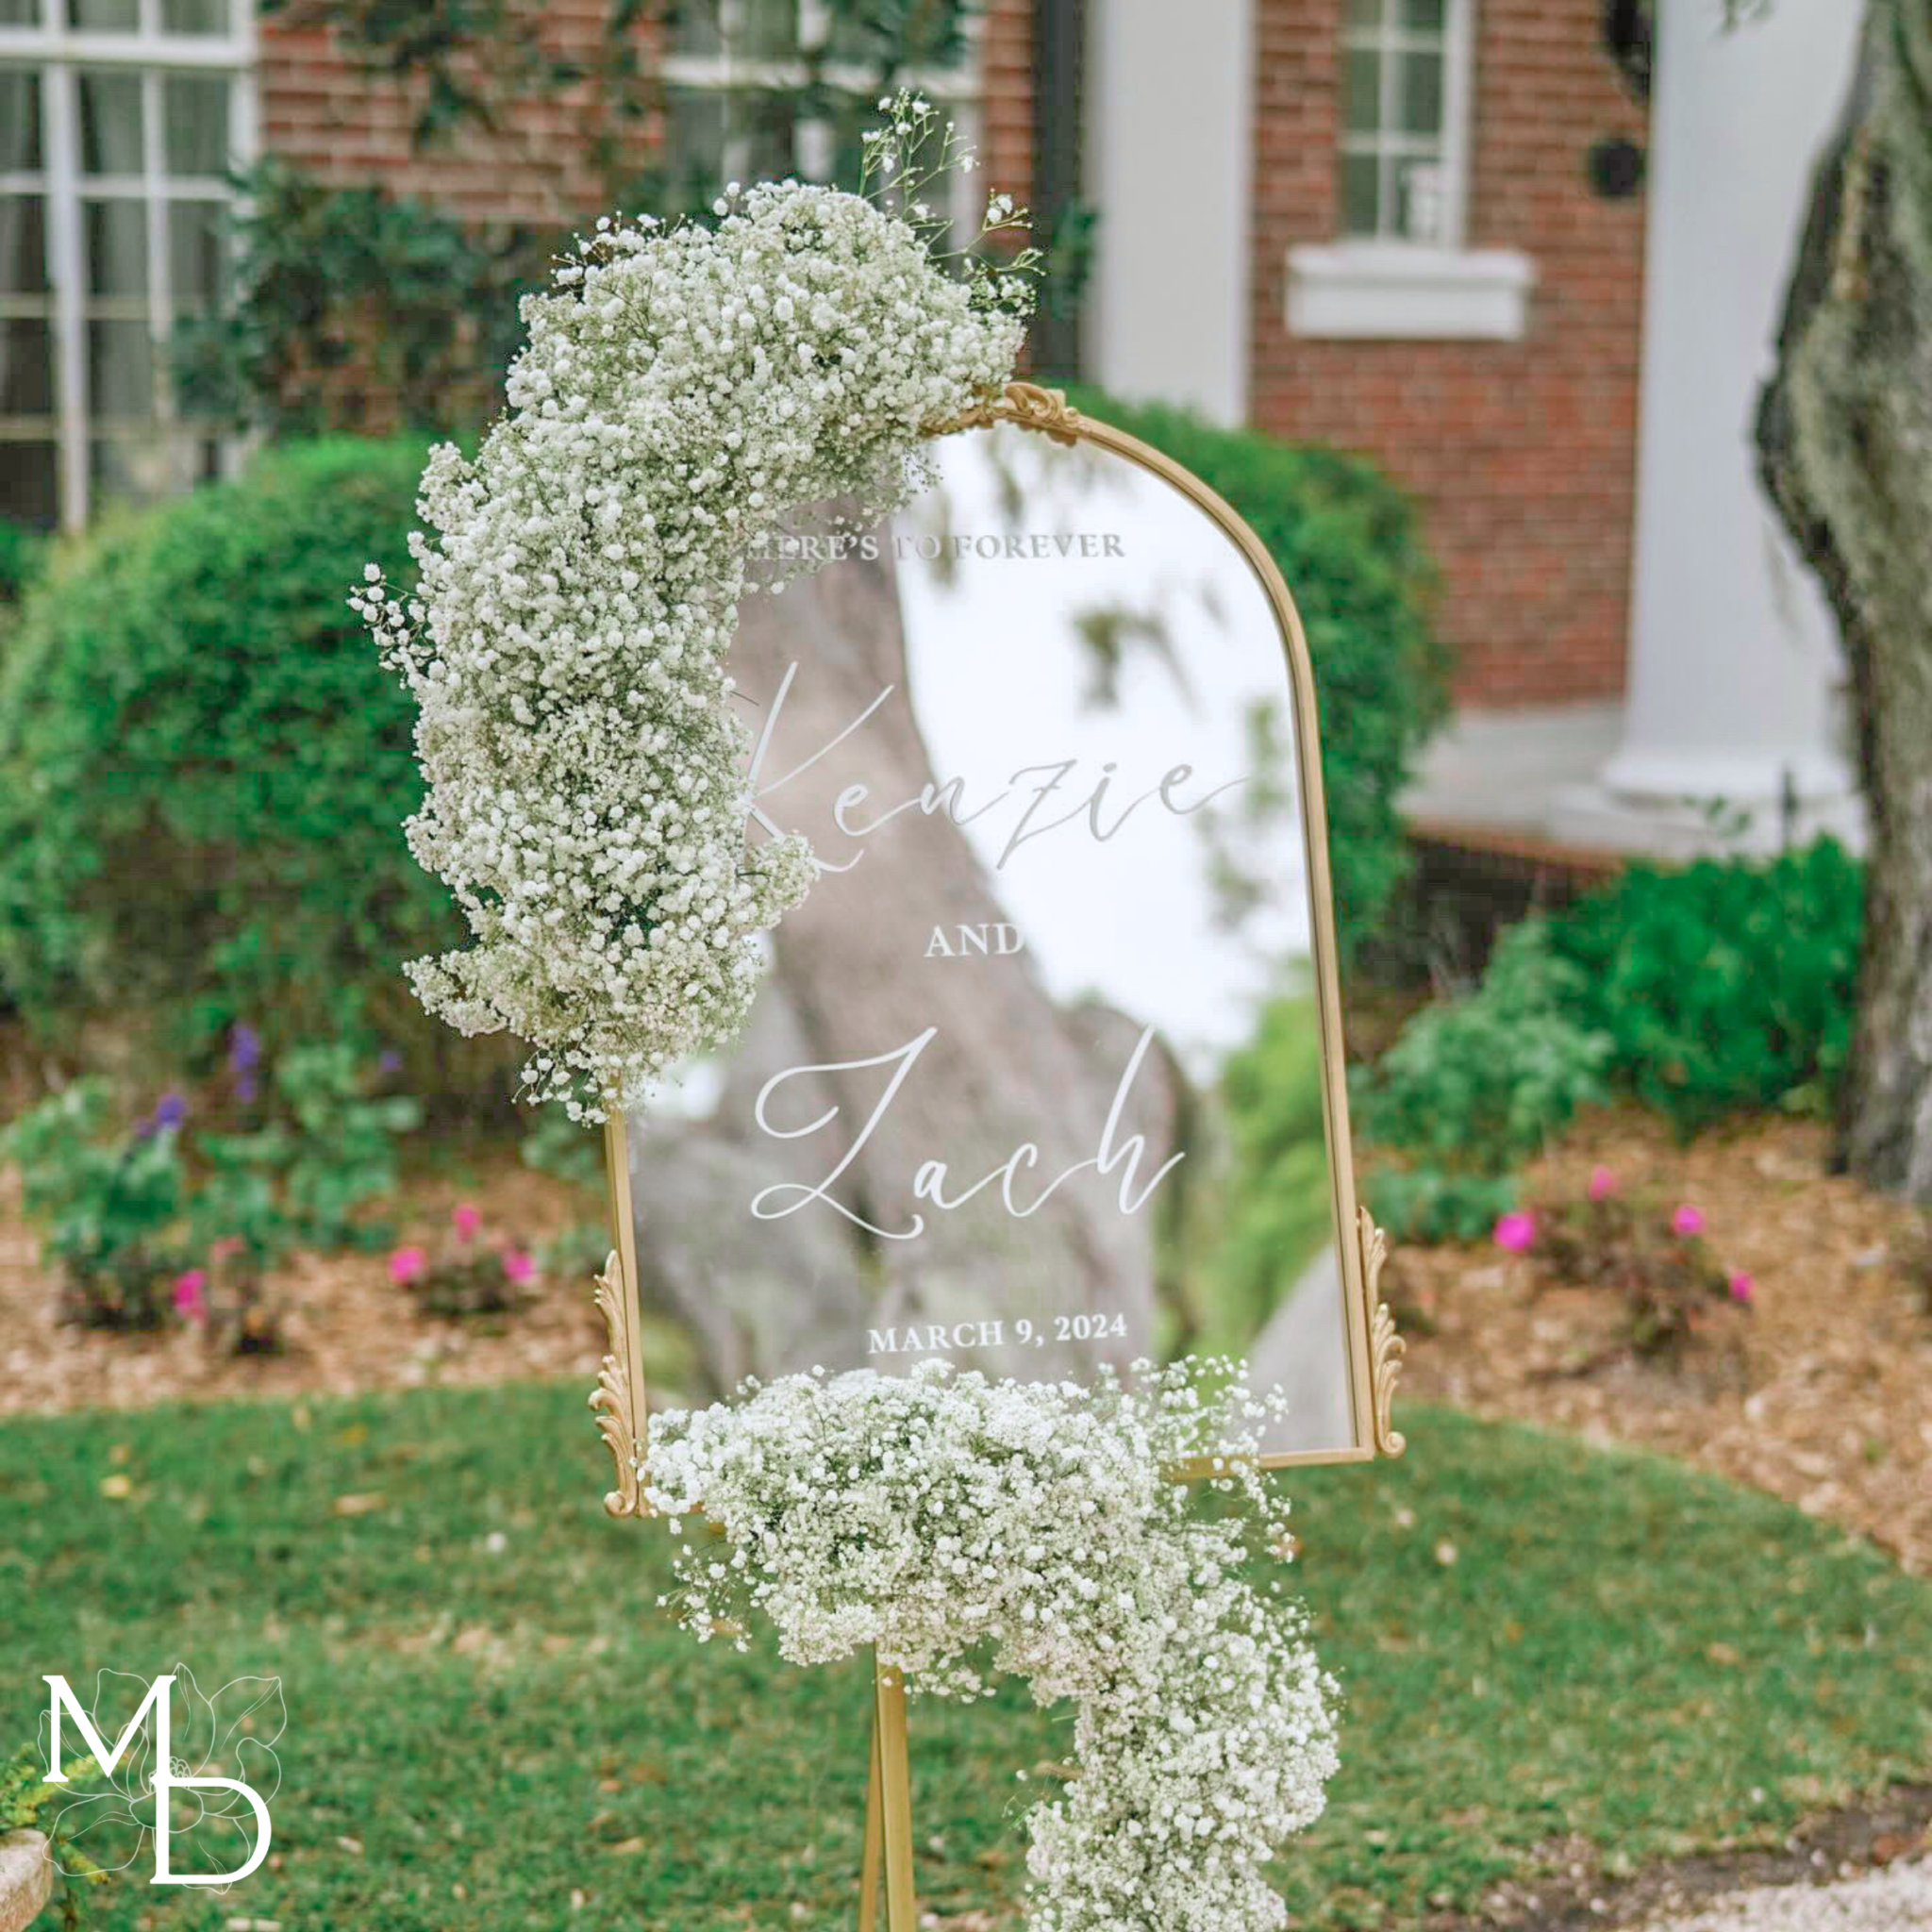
[0,1154,608,1419]
[1388,1108,1932,1577]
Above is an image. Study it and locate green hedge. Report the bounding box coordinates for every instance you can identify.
[1066,388,1450,965]
[0,439,486,1086]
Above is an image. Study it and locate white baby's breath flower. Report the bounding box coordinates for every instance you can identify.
[644,1358,1339,1932]
[359,120,1029,1120]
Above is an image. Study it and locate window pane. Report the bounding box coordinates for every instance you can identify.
[0,318,54,415]
[1340,152,1380,238]
[666,88,725,199]
[672,1,722,55]
[161,0,229,30]
[1397,158,1446,242]
[0,442,58,528]
[1344,0,1382,25]
[68,0,139,26]
[168,198,226,309]
[1342,48,1380,134]
[0,198,49,295]
[84,197,148,295]
[88,318,152,418]
[1397,48,1443,135]
[164,75,231,176]
[738,0,796,56]
[0,72,42,173]
[1397,0,1446,29]
[78,71,143,175]
[0,0,42,25]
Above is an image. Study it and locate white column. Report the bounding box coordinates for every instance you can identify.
[1084,0,1254,427]
[1555,0,1866,858]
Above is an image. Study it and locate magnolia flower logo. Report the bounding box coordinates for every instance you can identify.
[39,1667,284,1890]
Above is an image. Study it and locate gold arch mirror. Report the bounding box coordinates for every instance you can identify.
[593,385,1402,1501]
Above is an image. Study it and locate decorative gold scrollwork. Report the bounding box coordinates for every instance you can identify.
[1360,1208,1407,1457]
[934,380,1084,445]
[591,1248,647,1518]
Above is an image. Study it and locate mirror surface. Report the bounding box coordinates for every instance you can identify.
[625,418,1360,1457]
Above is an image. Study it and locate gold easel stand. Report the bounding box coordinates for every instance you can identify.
[591,1112,923,1930]
[858,1657,917,1931]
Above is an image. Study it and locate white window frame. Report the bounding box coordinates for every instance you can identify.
[0,0,257,530]
[1290,0,1534,342]
[659,0,983,238]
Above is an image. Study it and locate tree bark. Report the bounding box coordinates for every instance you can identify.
[1758,1,1932,1200]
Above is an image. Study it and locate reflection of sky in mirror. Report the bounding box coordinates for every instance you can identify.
[898,427,1312,1072]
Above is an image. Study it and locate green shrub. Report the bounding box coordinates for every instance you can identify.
[1548,838,1863,1137]
[0,438,500,1092]
[1064,388,1450,966]
[1354,923,1613,1242]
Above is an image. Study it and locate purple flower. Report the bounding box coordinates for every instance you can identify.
[378,1050,403,1075]
[235,1072,258,1106]
[138,1091,188,1139]
[228,1023,260,1074]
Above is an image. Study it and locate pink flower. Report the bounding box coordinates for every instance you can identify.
[173,1269,209,1323]
[452,1202,481,1242]
[1492,1211,1537,1254]
[1588,1165,1616,1202]
[388,1245,427,1285]
[1728,1272,1755,1305]
[1672,1204,1706,1237]
[208,1236,244,1263]
[500,1248,536,1286]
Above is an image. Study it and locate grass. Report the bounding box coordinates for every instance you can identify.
[0,1387,1927,1929]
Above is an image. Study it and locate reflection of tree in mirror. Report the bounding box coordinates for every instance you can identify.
[1201,697,1298,936]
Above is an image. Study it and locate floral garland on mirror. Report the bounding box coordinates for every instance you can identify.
[647,1360,1340,1932]
[353,95,1036,1121]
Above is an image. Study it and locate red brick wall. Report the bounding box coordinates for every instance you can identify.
[260,3,1035,230]
[1250,0,1647,707]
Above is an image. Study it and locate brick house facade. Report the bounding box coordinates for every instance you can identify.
[1248,0,1646,708]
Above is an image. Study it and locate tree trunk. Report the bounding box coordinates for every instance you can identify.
[1758,0,1932,1200]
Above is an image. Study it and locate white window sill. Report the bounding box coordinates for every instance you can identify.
[1286,243,1536,341]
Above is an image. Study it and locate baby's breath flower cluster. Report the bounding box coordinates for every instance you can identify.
[355,95,1033,1119]
[648,1359,1339,1932]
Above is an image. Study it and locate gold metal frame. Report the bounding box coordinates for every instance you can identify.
[590,380,1406,1520]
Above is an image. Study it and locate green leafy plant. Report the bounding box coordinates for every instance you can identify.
[199,1042,423,1252]
[1354,924,1613,1242]
[519,1108,605,1192]
[170,1241,289,1357]
[0,1083,191,1328]
[1062,389,1449,968]
[1547,837,1863,1138]
[0,439,508,1097]
[1497,1175,1755,1363]
[0,516,46,607]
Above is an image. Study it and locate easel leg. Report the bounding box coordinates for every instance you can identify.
[858,1651,917,1931]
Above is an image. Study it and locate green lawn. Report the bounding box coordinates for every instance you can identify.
[1,1386,1927,1929]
